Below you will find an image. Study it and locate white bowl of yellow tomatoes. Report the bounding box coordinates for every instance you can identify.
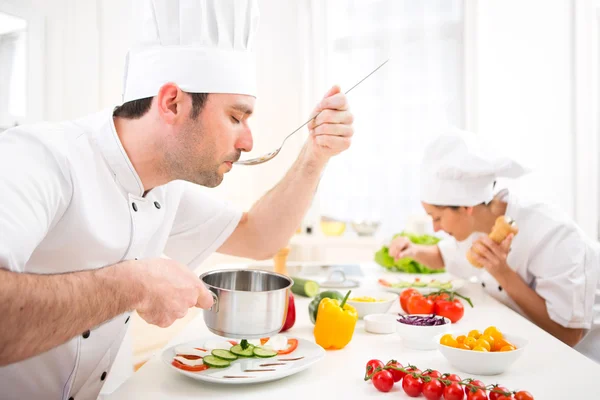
[436,326,528,375]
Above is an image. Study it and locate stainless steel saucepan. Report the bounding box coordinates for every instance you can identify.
[198,269,293,339]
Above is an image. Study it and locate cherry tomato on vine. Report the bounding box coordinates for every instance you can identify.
[385,360,405,382]
[402,374,424,397]
[371,370,394,393]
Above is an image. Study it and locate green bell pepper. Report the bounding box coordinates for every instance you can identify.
[308,290,344,324]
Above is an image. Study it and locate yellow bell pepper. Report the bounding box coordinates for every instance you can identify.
[313,290,358,349]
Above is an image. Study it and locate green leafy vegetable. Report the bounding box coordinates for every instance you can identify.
[374,231,444,274]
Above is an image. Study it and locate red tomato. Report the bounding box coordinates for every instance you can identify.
[177,355,202,360]
[401,289,420,313]
[277,338,298,355]
[489,386,511,400]
[422,379,445,400]
[422,369,442,379]
[464,380,486,396]
[497,396,514,400]
[442,373,462,383]
[372,370,394,392]
[428,292,450,302]
[171,359,210,372]
[385,360,405,382]
[434,299,465,323]
[406,367,422,375]
[444,383,465,400]
[407,295,435,314]
[467,389,487,400]
[402,374,424,397]
[514,391,534,400]
[365,359,384,375]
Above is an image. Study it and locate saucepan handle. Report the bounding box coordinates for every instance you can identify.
[208,290,219,313]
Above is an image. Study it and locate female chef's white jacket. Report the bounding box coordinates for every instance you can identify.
[0,110,242,399]
[439,190,600,364]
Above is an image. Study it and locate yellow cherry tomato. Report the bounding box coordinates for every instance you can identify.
[493,338,516,352]
[484,326,504,342]
[440,334,458,348]
[500,345,516,352]
[481,334,495,349]
[456,335,467,344]
[468,330,482,339]
[464,337,477,349]
[475,338,491,351]
[456,343,470,350]
[472,346,489,352]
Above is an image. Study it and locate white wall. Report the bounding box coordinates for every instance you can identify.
[473,0,576,216]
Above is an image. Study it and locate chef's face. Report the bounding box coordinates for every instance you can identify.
[170,93,254,187]
[421,202,475,242]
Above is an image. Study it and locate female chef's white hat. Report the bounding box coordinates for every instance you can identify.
[420,129,530,207]
[122,0,260,103]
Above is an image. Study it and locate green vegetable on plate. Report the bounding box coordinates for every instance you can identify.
[374,231,444,274]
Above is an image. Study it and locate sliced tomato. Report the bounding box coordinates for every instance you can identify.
[195,347,208,351]
[378,279,392,287]
[260,338,270,345]
[277,338,298,355]
[177,355,202,360]
[171,359,210,372]
[227,340,238,346]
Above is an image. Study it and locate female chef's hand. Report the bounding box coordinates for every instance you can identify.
[471,234,515,282]
[128,258,214,328]
[389,235,417,261]
[305,85,354,165]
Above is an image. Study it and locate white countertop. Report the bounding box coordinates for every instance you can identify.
[106,263,600,399]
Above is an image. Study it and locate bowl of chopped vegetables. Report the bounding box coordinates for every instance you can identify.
[346,291,398,319]
[395,314,452,350]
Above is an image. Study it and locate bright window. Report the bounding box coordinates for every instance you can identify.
[312,0,465,238]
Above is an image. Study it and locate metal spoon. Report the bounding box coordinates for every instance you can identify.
[235,59,390,166]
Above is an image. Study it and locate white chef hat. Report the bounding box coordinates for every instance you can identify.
[122,0,260,103]
[420,128,530,207]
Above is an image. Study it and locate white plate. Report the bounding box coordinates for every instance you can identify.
[379,278,465,294]
[161,336,325,385]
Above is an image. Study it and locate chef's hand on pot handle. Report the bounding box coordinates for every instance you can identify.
[128,258,213,328]
[389,236,416,261]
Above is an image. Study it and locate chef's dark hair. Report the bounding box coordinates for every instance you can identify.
[113,92,208,119]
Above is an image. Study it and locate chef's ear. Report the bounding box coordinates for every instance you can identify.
[156,82,185,124]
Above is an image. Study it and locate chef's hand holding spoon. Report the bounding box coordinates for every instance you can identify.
[304,85,354,166]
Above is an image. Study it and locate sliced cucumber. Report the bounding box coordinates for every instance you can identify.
[211,349,238,361]
[253,347,277,358]
[291,277,320,297]
[202,355,231,368]
[230,344,255,357]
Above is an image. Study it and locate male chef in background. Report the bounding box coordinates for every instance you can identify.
[0,0,353,398]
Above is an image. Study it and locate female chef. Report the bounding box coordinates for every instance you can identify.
[389,130,600,363]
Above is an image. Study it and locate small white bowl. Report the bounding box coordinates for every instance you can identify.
[436,332,528,375]
[346,291,398,319]
[395,314,452,350]
[364,313,396,334]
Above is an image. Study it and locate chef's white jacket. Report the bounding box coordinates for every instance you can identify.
[438,190,600,363]
[0,110,242,399]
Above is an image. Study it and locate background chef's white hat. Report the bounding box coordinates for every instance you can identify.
[420,128,530,207]
[122,0,260,103]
